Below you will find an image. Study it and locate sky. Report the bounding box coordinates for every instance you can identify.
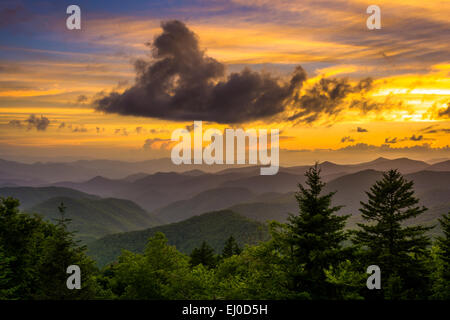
[0,0,449,164]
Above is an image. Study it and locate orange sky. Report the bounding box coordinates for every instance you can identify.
[0,0,449,163]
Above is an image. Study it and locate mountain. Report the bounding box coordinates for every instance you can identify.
[28,196,161,243]
[225,170,450,234]
[426,160,450,172]
[154,187,256,223]
[53,176,132,197]
[0,186,98,208]
[352,157,430,173]
[219,172,304,194]
[87,210,270,267]
[0,158,254,184]
[229,192,296,223]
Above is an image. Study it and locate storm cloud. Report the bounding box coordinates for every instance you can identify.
[96,20,306,124]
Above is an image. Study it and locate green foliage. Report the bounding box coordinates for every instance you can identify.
[221,236,242,259]
[29,196,159,243]
[353,169,434,299]
[0,197,101,299]
[430,212,450,299]
[278,164,350,298]
[107,232,194,299]
[2,168,450,300]
[190,241,217,268]
[88,210,269,267]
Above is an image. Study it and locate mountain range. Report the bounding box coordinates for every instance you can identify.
[2,156,449,265]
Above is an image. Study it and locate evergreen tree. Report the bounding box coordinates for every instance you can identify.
[431,212,450,299]
[284,164,350,298]
[221,236,242,259]
[34,202,98,299]
[0,197,48,299]
[190,241,217,268]
[353,169,433,299]
[437,212,450,275]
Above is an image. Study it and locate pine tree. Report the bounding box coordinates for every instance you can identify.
[431,212,450,299]
[190,241,217,269]
[285,163,350,298]
[437,212,450,273]
[222,236,242,259]
[35,202,98,299]
[353,169,433,299]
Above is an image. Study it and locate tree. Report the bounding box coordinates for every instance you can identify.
[221,236,242,259]
[282,164,350,298]
[0,197,50,299]
[0,198,100,299]
[34,202,98,299]
[437,212,450,275]
[430,212,450,299]
[111,232,191,299]
[353,169,433,299]
[190,241,217,268]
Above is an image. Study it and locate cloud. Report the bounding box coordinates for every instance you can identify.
[8,120,22,128]
[72,126,87,133]
[438,104,450,118]
[114,128,128,136]
[421,128,450,134]
[0,4,32,28]
[409,134,423,141]
[357,127,368,133]
[143,138,175,150]
[135,126,144,134]
[341,136,355,143]
[288,77,373,123]
[26,114,50,131]
[95,20,306,124]
[385,137,398,144]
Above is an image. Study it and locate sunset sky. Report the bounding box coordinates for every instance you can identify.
[0,0,449,164]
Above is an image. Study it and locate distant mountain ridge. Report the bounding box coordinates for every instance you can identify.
[1,157,448,186]
[87,210,270,267]
[28,196,161,243]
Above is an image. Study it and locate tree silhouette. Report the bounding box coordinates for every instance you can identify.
[353,169,433,299]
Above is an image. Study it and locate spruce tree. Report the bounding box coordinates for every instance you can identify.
[35,202,98,299]
[431,212,450,299]
[437,212,450,274]
[222,236,242,259]
[353,169,433,299]
[285,163,349,298]
[190,241,216,268]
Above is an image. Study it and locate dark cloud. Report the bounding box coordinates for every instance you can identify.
[337,143,449,153]
[0,4,32,28]
[77,95,88,104]
[409,134,423,141]
[8,120,22,128]
[26,114,50,131]
[114,128,128,136]
[341,136,355,143]
[72,126,87,133]
[136,126,144,134]
[357,127,368,132]
[385,137,398,144]
[422,128,450,134]
[438,104,450,118]
[95,20,306,124]
[288,77,373,123]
